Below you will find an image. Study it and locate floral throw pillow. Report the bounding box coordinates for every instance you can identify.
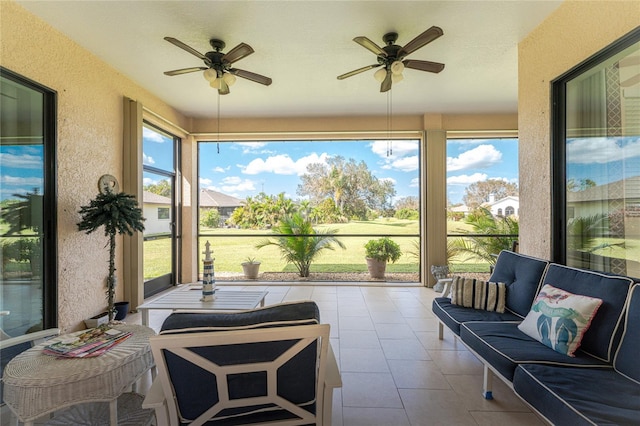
[517,284,603,357]
[450,276,506,313]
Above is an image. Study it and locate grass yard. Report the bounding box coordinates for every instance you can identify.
[142,218,500,280]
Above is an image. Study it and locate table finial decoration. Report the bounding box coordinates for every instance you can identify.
[201,240,216,301]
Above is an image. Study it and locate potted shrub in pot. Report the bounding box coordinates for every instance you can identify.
[241,257,261,279]
[77,181,145,323]
[364,237,402,279]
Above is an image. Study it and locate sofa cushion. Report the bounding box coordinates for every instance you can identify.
[614,284,640,383]
[513,363,640,426]
[160,300,320,333]
[540,264,634,362]
[518,284,602,357]
[460,321,609,382]
[450,276,506,313]
[488,250,550,318]
[432,298,521,336]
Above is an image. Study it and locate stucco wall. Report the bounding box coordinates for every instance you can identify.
[518,1,639,259]
[1,1,188,332]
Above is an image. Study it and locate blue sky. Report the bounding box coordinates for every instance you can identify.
[141,130,522,206]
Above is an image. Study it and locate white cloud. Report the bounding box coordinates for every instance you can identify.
[143,153,155,165]
[0,152,42,169]
[213,166,228,173]
[410,177,419,187]
[370,140,418,158]
[199,177,213,186]
[567,137,640,164]
[143,127,166,143]
[383,155,419,172]
[447,144,502,171]
[447,173,488,185]
[241,152,329,176]
[0,175,43,186]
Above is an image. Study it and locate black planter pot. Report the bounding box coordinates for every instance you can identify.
[114,301,130,321]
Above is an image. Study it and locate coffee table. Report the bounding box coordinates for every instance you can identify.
[136,285,268,326]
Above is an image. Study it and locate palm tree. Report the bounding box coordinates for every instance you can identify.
[77,189,145,321]
[449,207,518,266]
[256,213,345,277]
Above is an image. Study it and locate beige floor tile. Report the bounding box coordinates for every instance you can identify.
[341,372,403,408]
[388,359,451,389]
[380,338,431,360]
[399,388,479,426]
[446,374,531,412]
[339,330,380,349]
[428,349,484,375]
[375,323,415,339]
[339,315,375,331]
[341,347,389,373]
[342,407,411,426]
[470,410,546,425]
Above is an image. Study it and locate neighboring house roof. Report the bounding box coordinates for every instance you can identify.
[200,189,243,208]
[482,195,520,208]
[143,191,171,205]
[567,176,640,203]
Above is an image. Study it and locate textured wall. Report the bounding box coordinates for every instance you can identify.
[1,1,188,332]
[518,0,640,259]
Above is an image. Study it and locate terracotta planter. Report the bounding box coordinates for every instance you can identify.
[242,262,261,279]
[366,258,387,279]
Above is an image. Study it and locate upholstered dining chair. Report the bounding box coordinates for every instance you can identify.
[143,301,341,426]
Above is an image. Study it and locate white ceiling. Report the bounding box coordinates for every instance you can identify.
[16,1,562,119]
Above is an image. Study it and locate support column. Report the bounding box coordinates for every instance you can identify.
[423,130,448,287]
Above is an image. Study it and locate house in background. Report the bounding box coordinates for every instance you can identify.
[199,189,243,224]
[484,195,520,218]
[142,191,171,236]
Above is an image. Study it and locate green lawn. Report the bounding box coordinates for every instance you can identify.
[141,218,499,279]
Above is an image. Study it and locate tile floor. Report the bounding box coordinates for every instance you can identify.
[7,283,546,426]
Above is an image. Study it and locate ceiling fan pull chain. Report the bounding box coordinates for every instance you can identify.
[217,92,221,154]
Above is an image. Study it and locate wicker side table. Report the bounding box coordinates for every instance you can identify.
[3,324,155,426]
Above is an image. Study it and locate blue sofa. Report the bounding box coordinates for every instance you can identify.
[432,250,640,425]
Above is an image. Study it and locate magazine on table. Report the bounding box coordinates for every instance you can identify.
[43,324,131,358]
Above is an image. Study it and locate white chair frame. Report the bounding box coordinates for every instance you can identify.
[143,324,341,426]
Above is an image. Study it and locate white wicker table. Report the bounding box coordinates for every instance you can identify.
[136,286,268,326]
[2,324,155,426]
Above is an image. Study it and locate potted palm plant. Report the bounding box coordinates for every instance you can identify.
[365,237,402,279]
[256,213,345,278]
[77,182,145,323]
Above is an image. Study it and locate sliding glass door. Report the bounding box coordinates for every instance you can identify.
[0,68,57,336]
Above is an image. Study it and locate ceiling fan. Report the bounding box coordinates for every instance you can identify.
[338,26,445,92]
[163,37,272,95]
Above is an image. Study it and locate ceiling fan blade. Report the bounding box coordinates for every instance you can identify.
[222,43,255,64]
[380,70,392,92]
[164,37,207,60]
[398,26,443,58]
[353,36,387,57]
[218,78,230,95]
[337,64,382,80]
[164,67,208,76]
[621,74,640,87]
[229,68,272,86]
[403,59,445,73]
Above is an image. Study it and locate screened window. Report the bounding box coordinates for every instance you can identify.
[197,139,420,282]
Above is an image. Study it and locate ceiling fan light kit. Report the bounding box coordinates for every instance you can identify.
[337,27,445,92]
[164,36,272,95]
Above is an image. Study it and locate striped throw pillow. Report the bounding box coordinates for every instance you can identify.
[450,276,506,313]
